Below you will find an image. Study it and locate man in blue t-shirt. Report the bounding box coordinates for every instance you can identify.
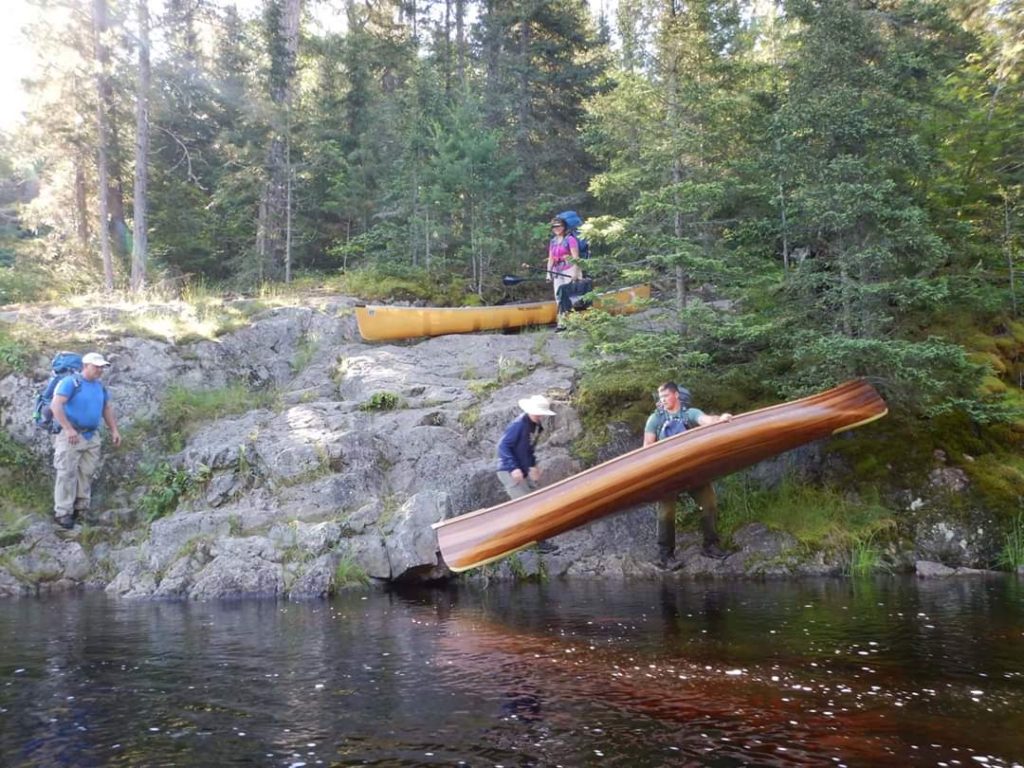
[50,352,121,529]
[643,382,732,570]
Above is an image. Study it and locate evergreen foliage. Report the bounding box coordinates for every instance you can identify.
[1,0,1022,533]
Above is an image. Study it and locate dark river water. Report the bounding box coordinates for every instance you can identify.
[1,577,1022,767]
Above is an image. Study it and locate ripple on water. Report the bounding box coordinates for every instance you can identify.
[0,577,1021,766]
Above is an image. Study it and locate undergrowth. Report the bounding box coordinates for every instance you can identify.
[138,462,211,523]
[715,474,896,555]
[333,556,369,589]
[996,512,1024,571]
[0,430,49,527]
[160,384,278,451]
[326,265,474,305]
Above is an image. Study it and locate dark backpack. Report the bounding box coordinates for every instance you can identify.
[556,210,591,260]
[556,278,594,314]
[33,352,84,433]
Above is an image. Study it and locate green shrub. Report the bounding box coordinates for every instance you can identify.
[361,391,402,411]
[138,462,211,523]
[0,430,48,514]
[0,326,30,375]
[0,264,47,305]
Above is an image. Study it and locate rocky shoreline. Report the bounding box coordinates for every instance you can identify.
[0,297,1011,599]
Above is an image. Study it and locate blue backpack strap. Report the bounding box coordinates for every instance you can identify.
[658,410,688,439]
[62,373,84,403]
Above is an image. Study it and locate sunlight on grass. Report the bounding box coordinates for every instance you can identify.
[717,474,896,552]
[121,312,227,343]
[155,384,279,451]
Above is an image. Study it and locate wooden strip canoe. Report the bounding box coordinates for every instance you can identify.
[354,284,651,342]
[433,379,888,572]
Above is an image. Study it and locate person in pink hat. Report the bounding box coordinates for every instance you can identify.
[50,352,121,529]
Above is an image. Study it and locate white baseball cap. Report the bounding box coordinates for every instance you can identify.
[518,395,555,416]
[82,352,111,367]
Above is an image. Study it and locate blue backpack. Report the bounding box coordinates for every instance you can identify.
[658,410,689,440]
[556,210,591,260]
[32,352,84,433]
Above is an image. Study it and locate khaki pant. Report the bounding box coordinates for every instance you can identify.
[657,484,720,555]
[53,432,102,520]
[497,470,538,500]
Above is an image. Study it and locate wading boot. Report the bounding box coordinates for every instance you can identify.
[656,545,684,571]
[700,541,732,560]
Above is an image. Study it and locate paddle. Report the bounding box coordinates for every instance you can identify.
[502,274,544,286]
[521,264,569,278]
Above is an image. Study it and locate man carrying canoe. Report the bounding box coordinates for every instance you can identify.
[644,382,733,569]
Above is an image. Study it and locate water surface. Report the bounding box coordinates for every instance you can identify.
[1,577,1022,767]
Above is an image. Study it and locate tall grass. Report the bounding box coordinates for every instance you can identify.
[996,512,1024,571]
[333,556,369,589]
[848,534,885,577]
[160,384,278,451]
[717,474,896,554]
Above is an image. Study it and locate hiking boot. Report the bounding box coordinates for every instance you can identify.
[700,542,733,560]
[536,540,559,555]
[55,515,74,530]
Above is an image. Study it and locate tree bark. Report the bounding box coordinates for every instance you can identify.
[131,0,151,291]
[92,0,114,291]
[455,0,465,89]
[260,0,302,282]
[664,0,687,324]
[74,156,90,246]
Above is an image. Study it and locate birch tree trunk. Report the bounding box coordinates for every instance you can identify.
[92,0,114,291]
[131,0,151,292]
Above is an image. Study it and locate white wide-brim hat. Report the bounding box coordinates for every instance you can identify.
[519,395,555,416]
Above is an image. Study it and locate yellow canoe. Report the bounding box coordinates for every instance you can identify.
[354,284,651,342]
[433,380,888,572]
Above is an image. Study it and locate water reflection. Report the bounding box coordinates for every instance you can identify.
[0,577,1021,766]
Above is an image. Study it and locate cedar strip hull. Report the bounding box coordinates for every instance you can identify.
[355,284,651,341]
[433,380,887,572]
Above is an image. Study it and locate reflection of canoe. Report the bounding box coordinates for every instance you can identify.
[434,614,904,765]
[434,380,888,572]
[354,284,651,341]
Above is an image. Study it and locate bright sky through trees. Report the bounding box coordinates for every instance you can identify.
[0,0,34,131]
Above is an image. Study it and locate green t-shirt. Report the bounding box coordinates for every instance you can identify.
[644,406,704,441]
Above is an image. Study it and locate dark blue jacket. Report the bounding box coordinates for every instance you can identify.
[496,414,542,474]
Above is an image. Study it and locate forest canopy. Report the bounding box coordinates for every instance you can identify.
[0,0,1021,422]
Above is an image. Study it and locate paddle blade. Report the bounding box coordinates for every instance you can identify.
[502,275,528,286]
